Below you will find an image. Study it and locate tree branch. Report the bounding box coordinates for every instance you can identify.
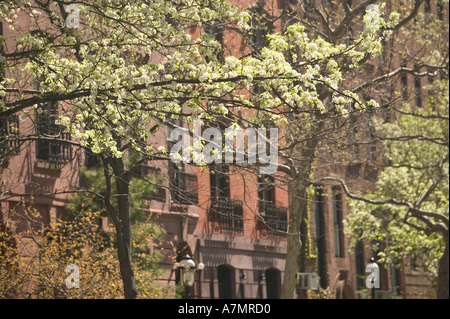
[314,176,449,228]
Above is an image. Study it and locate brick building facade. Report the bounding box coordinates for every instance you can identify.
[1,0,445,299]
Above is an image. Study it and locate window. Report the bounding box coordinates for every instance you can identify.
[344,29,353,47]
[35,102,72,163]
[425,0,431,14]
[30,31,72,164]
[414,65,422,108]
[258,175,275,204]
[302,0,315,13]
[355,240,366,290]
[348,111,359,158]
[203,24,224,63]
[249,3,273,57]
[210,166,243,233]
[210,165,230,199]
[258,175,287,238]
[283,0,299,15]
[437,0,444,20]
[381,97,391,123]
[389,265,401,295]
[168,159,198,205]
[0,21,4,81]
[84,147,100,168]
[0,24,19,159]
[332,187,345,258]
[364,110,376,161]
[167,116,182,142]
[0,116,20,157]
[400,61,408,102]
[313,187,328,289]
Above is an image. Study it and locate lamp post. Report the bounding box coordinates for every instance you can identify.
[176,254,204,299]
[239,270,247,299]
[258,272,266,299]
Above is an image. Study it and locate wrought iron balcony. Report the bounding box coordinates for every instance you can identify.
[210,196,244,234]
[36,131,73,163]
[0,116,20,156]
[258,201,288,237]
[170,171,199,205]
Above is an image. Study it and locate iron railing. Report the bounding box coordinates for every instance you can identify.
[258,201,288,237]
[36,131,72,163]
[0,116,20,156]
[210,196,244,233]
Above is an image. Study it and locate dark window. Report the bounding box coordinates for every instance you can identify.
[313,188,328,289]
[210,165,230,199]
[257,177,287,238]
[0,21,4,82]
[209,166,243,234]
[0,24,20,159]
[258,175,275,204]
[218,265,235,299]
[365,111,376,161]
[249,3,273,57]
[36,103,72,163]
[400,62,408,102]
[203,24,224,63]
[84,147,100,168]
[346,163,362,179]
[414,67,422,108]
[332,188,345,258]
[167,117,182,142]
[425,0,431,13]
[389,265,401,295]
[348,112,359,157]
[168,159,198,205]
[0,116,20,157]
[437,0,444,20]
[355,240,365,290]
[283,0,299,15]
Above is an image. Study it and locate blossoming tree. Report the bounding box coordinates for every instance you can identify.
[0,0,424,299]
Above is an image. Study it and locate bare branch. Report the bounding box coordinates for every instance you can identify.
[314,176,449,228]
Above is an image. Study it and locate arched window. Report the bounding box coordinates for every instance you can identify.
[265,268,281,299]
[218,264,235,299]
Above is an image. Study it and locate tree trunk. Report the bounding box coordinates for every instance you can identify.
[110,157,137,299]
[280,123,323,298]
[437,234,449,299]
[281,185,303,299]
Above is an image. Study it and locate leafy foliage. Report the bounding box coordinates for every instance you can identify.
[0,166,173,298]
[345,79,449,288]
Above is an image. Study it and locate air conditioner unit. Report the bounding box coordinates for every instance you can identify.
[297,273,318,290]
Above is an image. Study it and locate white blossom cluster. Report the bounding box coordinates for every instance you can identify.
[0,0,399,158]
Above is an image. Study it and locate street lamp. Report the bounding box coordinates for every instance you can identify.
[175,254,204,299]
[239,270,247,299]
[258,272,266,299]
